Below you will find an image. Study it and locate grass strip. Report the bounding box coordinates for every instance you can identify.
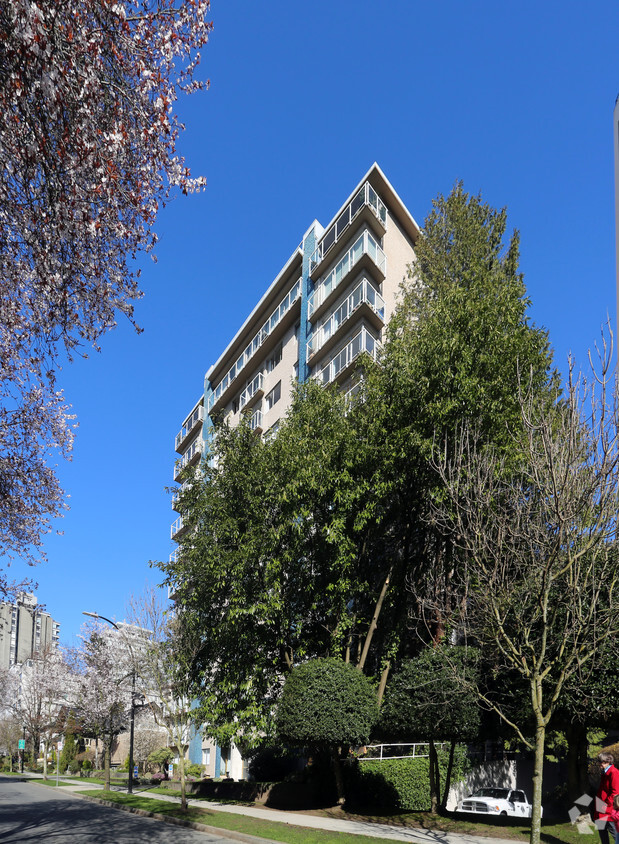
[80,790,580,844]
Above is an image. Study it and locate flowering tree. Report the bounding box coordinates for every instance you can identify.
[17,646,73,778]
[0,0,212,577]
[71,622,133,790]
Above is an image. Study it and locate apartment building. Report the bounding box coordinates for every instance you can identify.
[170,165,420,775]
[0,593,60,670]
[171,163,420,545]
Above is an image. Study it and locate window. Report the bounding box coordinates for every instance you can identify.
[293,360,299,379]
[232,398,239,414]
[294,321,300,340]
[266,381,281,411]
[202,748,211,766]
[266,344,282,373]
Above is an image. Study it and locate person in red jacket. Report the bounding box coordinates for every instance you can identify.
[596,753,619,844]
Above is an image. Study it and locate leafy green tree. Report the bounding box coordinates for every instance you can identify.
[276,658,379,803]
[59,729,77,774]
[162,184,557,749]
[379,647,481,813]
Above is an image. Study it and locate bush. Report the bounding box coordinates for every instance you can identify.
[277,658,379,748]
[185,763,203,778]
[345,745,470,812]
[150,772,166,785]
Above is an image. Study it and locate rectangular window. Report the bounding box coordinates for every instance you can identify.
[266,381,281,410]
[293,360,299,379]
[202,748,211,766]
[266,344,282,373]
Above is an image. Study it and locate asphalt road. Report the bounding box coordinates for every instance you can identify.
[0,775,240,843]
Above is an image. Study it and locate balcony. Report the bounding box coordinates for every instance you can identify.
[250,409,263,434]
[310,182,387,276]
[307,278,385,361]
[207,277,301,416]
[171,516,186,540]
[173,436,203,481]
[175,405,205,454]
[239,372,264,410]
[308,231,386,322]
[315,326,381,387]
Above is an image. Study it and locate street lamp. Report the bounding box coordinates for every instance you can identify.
[82,611,139,794]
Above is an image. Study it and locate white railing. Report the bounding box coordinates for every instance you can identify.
[359,742,446,761]
[170,516,184,539]
[307,278,385,358]
[207,278,301,413]
[173,437,203,480]
[239,372,264,410]
[308,231,386,318]
[316,326,380,386]
[175,405,204,451]
[250,409,263,432]
[310,182,386,273]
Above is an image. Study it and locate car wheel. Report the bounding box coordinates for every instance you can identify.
[500,811,507,816]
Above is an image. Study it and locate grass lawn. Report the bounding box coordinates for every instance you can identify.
[81,790,586,844]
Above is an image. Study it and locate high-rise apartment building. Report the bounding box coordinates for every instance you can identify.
[170,163,420,546]
[0,593,60,669]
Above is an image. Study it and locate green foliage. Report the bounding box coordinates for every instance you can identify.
[246,743,305,783]
[148,747,174,772]
[379,647,481,742]
[276,658,378,748]
[59,731,77,773]
[161,184,557,747]
[185,763,203,778]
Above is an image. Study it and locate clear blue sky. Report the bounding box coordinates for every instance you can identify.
[11,0,619,646]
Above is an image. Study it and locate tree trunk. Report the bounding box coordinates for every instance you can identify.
[530,721,545,844]
[331,747,346,805]
[429,739,440,814]
[103,731,112,792]
[441,740,456,810]
[357,564,393,672]
[178,750,187,811]
[42,738,49,780]
[377,660,391,706]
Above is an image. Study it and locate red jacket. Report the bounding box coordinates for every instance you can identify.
[597,765,619,817]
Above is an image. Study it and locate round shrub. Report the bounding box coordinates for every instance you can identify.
[276,658,379,748]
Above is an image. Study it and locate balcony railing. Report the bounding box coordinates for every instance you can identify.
[315,326,380,386]
[171,516,184,539]
[239,372,264,410]
[173,436,203,480]
[310,182,386,273]
[175,405,205,452]
[250,409,263,433]
[207,277,301,413]
[307,278,385,358]
[308,231,386,318]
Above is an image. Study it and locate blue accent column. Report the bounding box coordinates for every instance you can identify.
[299,227,317,384]
[215,744,221,778]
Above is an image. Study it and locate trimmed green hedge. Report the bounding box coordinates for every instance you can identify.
[346,745,469,811]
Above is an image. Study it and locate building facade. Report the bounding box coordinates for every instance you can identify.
[170,164,420,774]
[0,593,60,669]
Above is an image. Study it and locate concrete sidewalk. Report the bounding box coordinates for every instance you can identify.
[35,775,516,844]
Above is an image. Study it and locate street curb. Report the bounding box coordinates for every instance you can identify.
[61,789,282,844]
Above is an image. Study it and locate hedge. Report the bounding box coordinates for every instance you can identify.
[346,744,469,812]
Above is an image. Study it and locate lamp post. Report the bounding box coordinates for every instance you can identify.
[82,611,138,794]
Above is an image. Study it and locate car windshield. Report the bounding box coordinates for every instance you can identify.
[470,788,510,800]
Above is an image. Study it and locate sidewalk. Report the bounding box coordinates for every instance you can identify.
[35,775,515,844]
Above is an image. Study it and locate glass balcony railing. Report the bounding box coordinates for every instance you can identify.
[310,182,386,274]
[250,409,263,432]
[308,231,386,318]
[173,436,203,480]
[315,326,380,386]
[307,278,385,358]
[175,405,205,451]
[239,372,264,410]
[171,516,184,539]
[207,278,301,413]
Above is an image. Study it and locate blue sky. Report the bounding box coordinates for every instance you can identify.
[11,0,619,645]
